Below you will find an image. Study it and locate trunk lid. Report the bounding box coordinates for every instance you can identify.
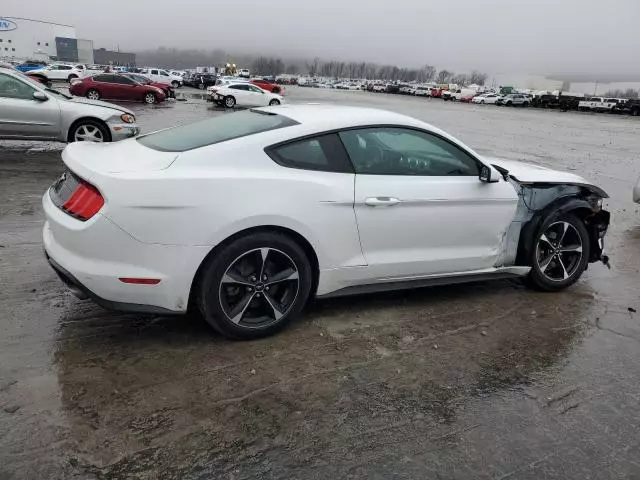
[61,139,178,181]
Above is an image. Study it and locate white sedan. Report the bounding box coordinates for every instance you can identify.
[210,83,284,108]
[43,105,610,339]
[472,93,502,104]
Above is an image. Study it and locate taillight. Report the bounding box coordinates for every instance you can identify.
[50,171,104,221]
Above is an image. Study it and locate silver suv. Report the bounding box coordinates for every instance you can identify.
[501,93,530,107]
[0,65,140,142]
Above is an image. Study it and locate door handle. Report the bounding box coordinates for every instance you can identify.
[364,197,400,207]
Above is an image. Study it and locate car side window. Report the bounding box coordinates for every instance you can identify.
[267,134,354,173]
[93,74,114,83]
[0,73,36,100]
[339,127,480,176]
[249,85,262,93]
[112,76,135,85]
[229,84,249,91]
[59,65,72,71]
[151,69,158,75]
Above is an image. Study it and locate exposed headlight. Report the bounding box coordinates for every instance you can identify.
[120,114,136,123]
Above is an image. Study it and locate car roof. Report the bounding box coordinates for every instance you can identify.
[254,104,427,131]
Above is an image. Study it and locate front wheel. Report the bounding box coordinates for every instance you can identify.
[527,213,590,291]
[269,99,281,106]
[197,232,313,339]
[224,96,236,108]
[171,80,180,88]
[68,119,110,143]
[198,83,205,90]
[144,92,157,104]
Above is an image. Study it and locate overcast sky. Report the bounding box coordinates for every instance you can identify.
[4,0,640,76]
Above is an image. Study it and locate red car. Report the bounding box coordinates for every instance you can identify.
[460,94,476,103]
[122,73,175,99]
[69,73,166,104]
[249,79,283,94]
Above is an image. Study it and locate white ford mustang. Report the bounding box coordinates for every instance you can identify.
[43,105,610,339]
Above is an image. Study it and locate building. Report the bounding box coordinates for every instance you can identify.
[0,16,94,64]
[93,48,136,67]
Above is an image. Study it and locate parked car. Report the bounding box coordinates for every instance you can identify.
[578,97,619,112]
[498,94,530,107]
[208,82,284,108]
[532,93,583,111]
[415,86,432,97]
[238,68,251,78]
[371,83,386,92]
[122,73,175,99]
[184,73,218,90]
[472,93,502,104]
[612,99,640,116]
[0,65,139,143]
[139,68,183,88]
[26,63,95,83]
[69,74,166,104]
[399,85,416,95]
[43,105,610,340]
[15,60,47,72]
[250,78,283,94]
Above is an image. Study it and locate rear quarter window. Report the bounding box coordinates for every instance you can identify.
[137,110,299,152]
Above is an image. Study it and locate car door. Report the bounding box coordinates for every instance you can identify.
[149,69,160,82]
[247,84,269,105]
[110,75,139,100]
[339,127,518,280]
[0,72,60,140]
[91,74,118,99]
[227,84,252,106]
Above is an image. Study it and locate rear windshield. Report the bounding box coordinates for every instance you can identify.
[137,110,298,152]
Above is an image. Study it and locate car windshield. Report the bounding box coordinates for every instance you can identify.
[137,110,300,152]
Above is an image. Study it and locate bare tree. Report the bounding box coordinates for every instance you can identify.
[468,70,488,86]
[286,63,299,74]
[421,65,436,83]
[307,57,320,77]
[435,69,453,84]
[604,88,639,99]
[452,74,469,86]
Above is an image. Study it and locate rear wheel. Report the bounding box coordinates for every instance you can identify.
[527,213,590,291]
[522,101,529,107]
[198,83,205,90]
[68,74,78,82]
[197,232,313,339]
[269,99,281,106]
[171,80,180,88]
[86,89,101,100]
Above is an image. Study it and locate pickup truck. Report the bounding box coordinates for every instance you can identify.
[578,97,619,112]
[139,68,183,88]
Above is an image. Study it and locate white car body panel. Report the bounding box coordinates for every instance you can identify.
[42,105,607,313]
[140,68,183,86]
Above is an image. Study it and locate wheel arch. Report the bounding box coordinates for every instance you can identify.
[66,116,112,142]
[516,194,609,267]
[188,225,320,311]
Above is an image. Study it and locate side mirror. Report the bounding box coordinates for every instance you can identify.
[33,91,48,101]
[479,165,499,183]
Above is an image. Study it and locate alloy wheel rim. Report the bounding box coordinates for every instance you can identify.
[74,125,104,142]
[536,221,583,281]
[225,98,234,107]
[218,247,299,328]
[88,91,99,99]
[145,94,155,103]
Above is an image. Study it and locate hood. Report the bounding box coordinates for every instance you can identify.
[66,97,134,115]
[486,157,608,197]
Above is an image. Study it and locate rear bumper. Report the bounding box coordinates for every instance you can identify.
[46,252,176,314]
[42,192,210,314]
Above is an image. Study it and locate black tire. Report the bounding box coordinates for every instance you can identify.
[68,74,78,82]
[631,108,640,117]
[527,213,590,292]
[143,92,157,104]
[522,102,529,107]
[171,80,180,88]
[198,83,205,90]
[506,101,513,106]
[85,89,101,100]
[67,119,111,143]
[269,99,281,106]
[224,96,236,108]
[197,232,313,339]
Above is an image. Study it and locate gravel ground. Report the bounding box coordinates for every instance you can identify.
[1,87,639,480]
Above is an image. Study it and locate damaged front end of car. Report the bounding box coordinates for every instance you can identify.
[495,176,611,270]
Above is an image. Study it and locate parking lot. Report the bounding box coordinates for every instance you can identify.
[1,87,640,479]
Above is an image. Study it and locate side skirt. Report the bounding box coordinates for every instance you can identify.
[317,266,530,299]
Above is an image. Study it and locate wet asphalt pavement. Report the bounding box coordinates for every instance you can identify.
[1,87,640,480]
